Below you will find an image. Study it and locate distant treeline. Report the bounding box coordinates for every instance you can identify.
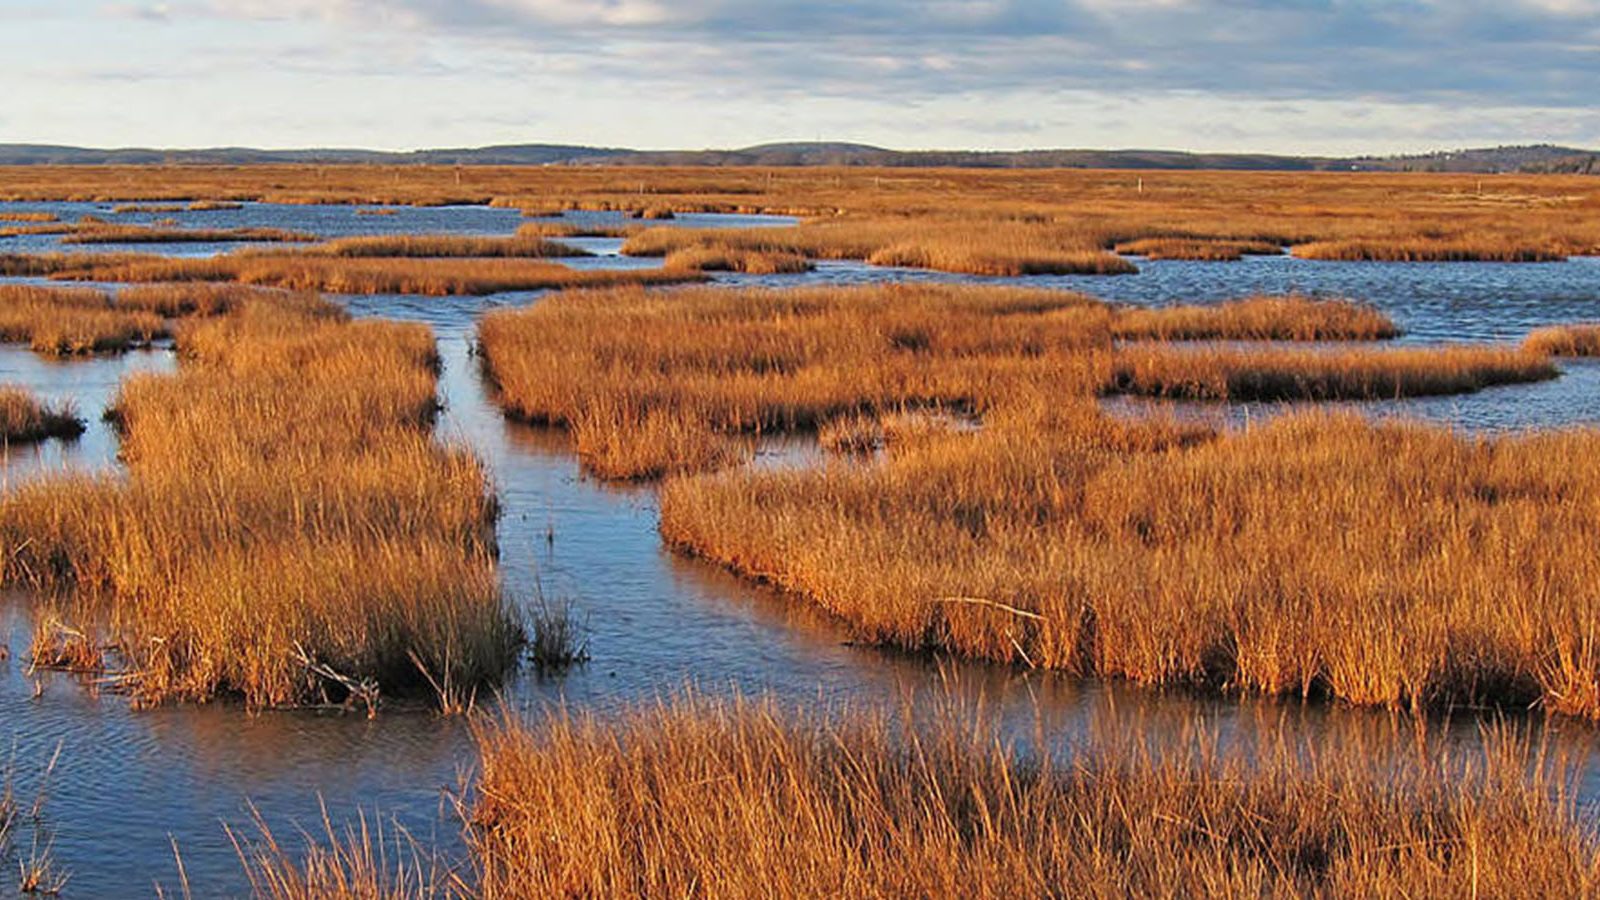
[0,141,1594,173]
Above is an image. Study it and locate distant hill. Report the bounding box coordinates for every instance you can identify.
[0,142,1594,174]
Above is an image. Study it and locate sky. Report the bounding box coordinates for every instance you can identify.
[5,0,1599,154]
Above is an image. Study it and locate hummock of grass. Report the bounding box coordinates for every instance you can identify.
[314,226,591,259]
[621,218,1140,277]
[4,296,522,708]
[1108,344,1555,402]
[1525,323,1600,357]
[0,284,165,355]
[12,251,706,297]
[0,386,84,443]
[663,246,814,274]
[61,225,315,244]
[1114,237,1283,260]
[1292,239,1567,263]
[1111,295,1398,341]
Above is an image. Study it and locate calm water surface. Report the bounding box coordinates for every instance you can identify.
[2,202,1598,896]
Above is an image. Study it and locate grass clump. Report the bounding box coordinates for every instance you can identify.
[663,246,814,274]
[1292,239,1567,262]
[0,297,522,708]
[1112,295,1398,341]
[622,218,1139,277]
[1114,237,1283,259]
[1109,344,1554,401]
[0,284,164,355]
[315,226,591,259]
[61,225,315,245]
[1525,323,1600,357]
[32,252,705,297]
[0,387,83,443]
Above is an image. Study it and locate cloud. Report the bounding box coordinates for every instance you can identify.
[173,0,1599,110]
[2,0,1590,151]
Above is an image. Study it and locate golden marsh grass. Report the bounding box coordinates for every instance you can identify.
[477,284,1537,479]
[450,696,1596,897]
[0,284,165,355]
[0,386,83,443]
[662,408,1600,716]
[1525,323,1600,357]
[1,297,521,707]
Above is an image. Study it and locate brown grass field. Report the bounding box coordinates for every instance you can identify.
[237,695,1599,898]
[476,283,1550,479]
[0,296,521,707]
[0,386,84,443]
[1525,323,1600,357]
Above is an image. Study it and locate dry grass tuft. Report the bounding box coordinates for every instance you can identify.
[61,225,315,245]
[1525,323,1600,357]
[663,246,814,274]
[623,219,1139,276]
[0,386,84,443]
[1109,344,1554,401]
[29,252,704,297]
[1292,239,1567,263]
[315,227,591,259]
[1114,237,1283,260]
[1112,295,1398,341]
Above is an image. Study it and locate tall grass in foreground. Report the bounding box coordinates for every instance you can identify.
[241,694,1600,898]
[662,409,1600,716]
[0,386,83,443]
[1525,323,1600,357]
[0,298,521,707]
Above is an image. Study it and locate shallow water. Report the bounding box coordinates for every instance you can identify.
[2,204,1599,896]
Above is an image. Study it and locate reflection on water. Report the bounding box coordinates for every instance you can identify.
[1,203,1598,896]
